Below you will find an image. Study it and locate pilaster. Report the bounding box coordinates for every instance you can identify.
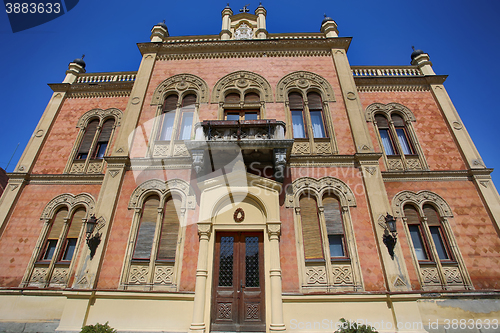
[430,83,500,231]
[112,52,157,157]
[189,222,212,333]
[267,223,286,332]
[331,49,374,153]
[356,154,413,292]
[0,173,28,236]
[71,156,129,289]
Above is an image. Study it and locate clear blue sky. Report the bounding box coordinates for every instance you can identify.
[1,0,499,186]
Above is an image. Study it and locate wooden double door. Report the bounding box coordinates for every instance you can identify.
[211,232,265,332]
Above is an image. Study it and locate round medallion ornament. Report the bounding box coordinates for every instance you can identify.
[346,92,356,100]
[176,81,188,91]
[234,208,245,222]
[237,78,249,88]
[452,121,463,130]
[297,79,309,89]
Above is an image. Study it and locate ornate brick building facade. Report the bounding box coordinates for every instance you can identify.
[1,4,500,333]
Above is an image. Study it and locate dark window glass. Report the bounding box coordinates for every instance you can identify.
[328,235,345,257]
[43,239,58,260]
[245,112,258,120]
[62,239,77,261]
[245,236,259,287]
[226,112,239,121]
[430,226,449,260]
[218,236,234,286]
[409,225,428,260]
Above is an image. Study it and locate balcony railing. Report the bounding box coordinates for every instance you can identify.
[194,119,286,142]
[351,66,422,77]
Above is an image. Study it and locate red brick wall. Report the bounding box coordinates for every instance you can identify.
[0,184,101,287]
[385,180,500,289]
[130,56,356,158]
[32,96,129,174]
[96,169,198,290]
[359,91,466,171]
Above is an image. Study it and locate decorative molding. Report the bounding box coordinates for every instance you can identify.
[76,108,123,128]
[393,276,407,287]
[305,266,327,285]
[332,265,354,285]
[128,178,195,210]
[40,193,96,220]
[365,102,416,122]
[480,181,489,188]
[443,267,463,284]
[154,265,174,285]
[140,37,350,58]
[382,170,474,182]
[392,190,453,218]
[276,71,335,103]
[157,49,331,61]
[421,267,441,285]
[27,174,104,185]
[151,73,209,105]
[286,176,357,208]
[211,71,273,103]
[364,166,377,175]
[357,85,430,93]
[108,170,120,178]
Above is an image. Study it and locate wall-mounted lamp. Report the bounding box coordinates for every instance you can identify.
[86,215,101,259]
[383,213,398,259]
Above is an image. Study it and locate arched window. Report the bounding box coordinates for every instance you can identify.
[223,92,260,120]
[76,120,99,160]
[392,114,414,155]
[157,195,181,260]
[159,94,178,141]
[404,204,452,263]
[404,205,429,261]
[178,94,196,140]
[323,195,346,258]
[423,204,451,260]
[367,103,427,171]
[158,93,197,141]
[307,92,326,138]
[133,196,160,260]
[92,119,115,159]
[289,92,306,139]
[291,177,362,291]
[124,182,189,290]
[299,195,324,260]
[67,108,122,174]
[41,207,68,261]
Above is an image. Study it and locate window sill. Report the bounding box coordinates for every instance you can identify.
[330,258,350,263]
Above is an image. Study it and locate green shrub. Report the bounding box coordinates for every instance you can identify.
[80,322,116,333]
[335,318,379,333]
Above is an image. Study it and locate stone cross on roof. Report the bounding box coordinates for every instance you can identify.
[239,4,250,13]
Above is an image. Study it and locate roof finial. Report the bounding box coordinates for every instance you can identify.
[240,4,250,13]
[82,54,85,59]
[412,46,415,51]
[324,13,327,18]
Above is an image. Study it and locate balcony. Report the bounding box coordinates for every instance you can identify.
[186,119,293,182]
